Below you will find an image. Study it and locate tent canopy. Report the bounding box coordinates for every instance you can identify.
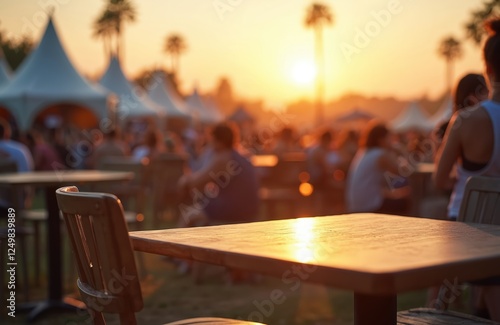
[186,87,223,124]
[0,54,11,87]
[147,71,191,120]
[99,56,163,120]
[334,108,375,122]
[0,16,110,131]
[430,96,453,127]
[390,102,432,132]
[228,106,254,123]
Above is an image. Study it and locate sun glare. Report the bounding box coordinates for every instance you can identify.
[291,61,317,85]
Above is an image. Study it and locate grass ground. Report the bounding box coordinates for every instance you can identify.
[1,191,467,324]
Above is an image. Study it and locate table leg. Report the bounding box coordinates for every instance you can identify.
[354,293,397,325]
[21,186,84,322]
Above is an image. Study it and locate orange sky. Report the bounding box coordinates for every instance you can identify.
[0,0,489,106]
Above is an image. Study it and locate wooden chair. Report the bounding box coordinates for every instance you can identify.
[458,176,500,224]
[98,156,150,227]
[149,153,187,225]
[56,186,264,325]
[431,176,500,319]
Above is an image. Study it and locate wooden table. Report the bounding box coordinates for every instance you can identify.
[130,213,500,325]
[0,170,134,321]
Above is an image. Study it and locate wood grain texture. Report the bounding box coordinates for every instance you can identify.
[397,308,500,324]
[130,214,500,295]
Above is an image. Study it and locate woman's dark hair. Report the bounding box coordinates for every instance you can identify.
[484,18,500,79]
[359,121,388,149]
[454,73,488,111]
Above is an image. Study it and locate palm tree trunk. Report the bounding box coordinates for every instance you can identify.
[315,25,325,126]
[446,58,453,94]
[171,54,175,74]
[116,23,121,60]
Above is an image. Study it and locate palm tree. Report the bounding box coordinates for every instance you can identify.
[305,3,333,126]
[93,0,136,60]
[93,9,114,58]
[438,36,462,93]
[164,34,187,76]
[465,0,500,45]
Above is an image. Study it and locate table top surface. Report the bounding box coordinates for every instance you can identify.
[0,170,134,186]
[130,213,500,295]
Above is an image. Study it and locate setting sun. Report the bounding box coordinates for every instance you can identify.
[291,60,317,85]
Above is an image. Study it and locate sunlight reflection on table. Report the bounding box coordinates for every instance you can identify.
[293,218,317,263]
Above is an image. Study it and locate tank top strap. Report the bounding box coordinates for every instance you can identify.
[482,100,500,163]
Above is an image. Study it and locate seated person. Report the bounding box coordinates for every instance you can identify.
[87,129,129,169]
[346,121,410,214]
[177,123,259,226]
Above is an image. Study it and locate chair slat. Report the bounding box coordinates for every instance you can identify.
[458,176,500,225]
[79,215,106,292]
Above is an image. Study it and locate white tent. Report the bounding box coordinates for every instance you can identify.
[186,87,223,124]
[391,102,433,132]
[0,17,111,131]
[228,106,255,123]
[99,56,163,120]
[0,54,11,87]
[147,71,191,120]
[430,96,453,127]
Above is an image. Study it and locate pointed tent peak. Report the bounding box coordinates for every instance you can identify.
[390,101,433,133]
[228,106,255,123]
[191,83,200,95]
[430,96,453,126]
[146,70,191,119]
[99,54,163,118]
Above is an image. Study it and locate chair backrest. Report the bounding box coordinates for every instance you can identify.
[98,157,149,186]
[458,176,500,224]
[56,186,143,324]
[149,153,186,190]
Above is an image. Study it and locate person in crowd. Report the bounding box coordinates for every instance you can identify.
[132,128,162,161]
[306,130,335,214]
[0,118,33,172]
[87,129,129,169]
[434,74,489,143]
[25,129,64,171]
[307,130,333,191]
[434,19,500,321]
[0,119,34,209]
[335,129,358,178]
[346,121,410,214]
[177,122,259,227]
[272,127,301,157]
